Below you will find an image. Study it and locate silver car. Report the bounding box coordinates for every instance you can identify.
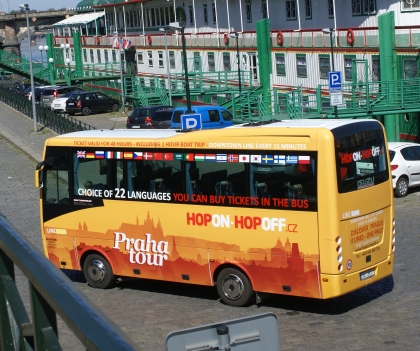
[41,86,84,109]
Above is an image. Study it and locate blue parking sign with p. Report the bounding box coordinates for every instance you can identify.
[328,71,342,91]
[181,114,202,130]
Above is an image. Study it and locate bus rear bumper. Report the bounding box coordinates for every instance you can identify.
[320,256,394,299]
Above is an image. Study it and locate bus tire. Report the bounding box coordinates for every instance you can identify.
[83,254,115,289]
[82,107,91,116]
[216,268,254,307]
[395,177,408,198]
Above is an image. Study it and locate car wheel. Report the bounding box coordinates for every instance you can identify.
[395,177,409,198]
[216,268,254,307]
[82,106,91,116]
[83,254,115,289]
[111,103,119,112]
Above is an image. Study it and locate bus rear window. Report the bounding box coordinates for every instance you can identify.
[333,122,389,193]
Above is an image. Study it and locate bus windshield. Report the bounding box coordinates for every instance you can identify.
[333,121,389,193]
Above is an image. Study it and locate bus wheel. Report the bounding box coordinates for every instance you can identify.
[395,177,408,198]
[216,268,254,307]
[83,254,115,289]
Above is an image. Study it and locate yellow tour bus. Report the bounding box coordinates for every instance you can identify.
[35,119,395,307]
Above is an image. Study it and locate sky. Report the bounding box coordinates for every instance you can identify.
[7,1,81,12]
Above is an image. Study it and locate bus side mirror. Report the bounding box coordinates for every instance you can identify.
[34,170,43,188]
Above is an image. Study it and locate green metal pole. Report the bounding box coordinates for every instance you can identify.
[378,11,397,141]
[73,31,83,79]
[256,18,272,112]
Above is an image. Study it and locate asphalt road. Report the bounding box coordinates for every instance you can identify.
[0,133,419,351]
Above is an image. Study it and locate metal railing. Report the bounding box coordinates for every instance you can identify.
[0,213,141,351]
[286,78,420,119]
[0,86,96,134]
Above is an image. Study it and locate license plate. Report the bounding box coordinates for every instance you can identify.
[132,126,140,129]
[360,268,375,281]
[68,103,74,105]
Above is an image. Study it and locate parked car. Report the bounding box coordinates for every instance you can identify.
[388,141,420,197]
[11,83,33,95]
[51,91,83,111]
[142,108,174,129]
[126,105,172,129]
[170,105,233,129]
[29,86,58,103]
[41,86,84,108]
[65,92,120,116]
[0,76,20,89]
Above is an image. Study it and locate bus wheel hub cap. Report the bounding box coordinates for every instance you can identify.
[87,259,106,283]
[222,274,244,300]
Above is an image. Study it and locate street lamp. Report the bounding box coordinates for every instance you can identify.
[48,57,55,83]
[322,28,338,119]
[60,43,70,61]
[169,22,191,113]
[113,31,125,109]
[39,45,48,67]
[65,58,71,77]
[159,28,173,106]
[19,3,37,132]
[229,32,242,94]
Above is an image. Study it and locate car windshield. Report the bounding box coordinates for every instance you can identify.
[130,109,149,117]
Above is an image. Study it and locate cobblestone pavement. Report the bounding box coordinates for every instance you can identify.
[0,103,419,350]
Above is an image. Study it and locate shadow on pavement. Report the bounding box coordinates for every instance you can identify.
[63,269,394,314]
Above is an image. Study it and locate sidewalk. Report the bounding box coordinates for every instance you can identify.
[0,102,128,163]
[0,103,51,162]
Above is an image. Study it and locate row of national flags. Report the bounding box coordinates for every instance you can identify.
[77,151,310,164]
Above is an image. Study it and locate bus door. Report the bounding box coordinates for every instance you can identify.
[247,52,259,86]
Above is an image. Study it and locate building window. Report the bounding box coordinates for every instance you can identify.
[203,4,208,25]
[97,49,101,63]
[89,49,94,63]
[351,0,376,15]
[137,52,144,64]
[319,56,330,79]
[245,0,252,22]
[223,52,231,71]
[305,0,312,19]
[104,50,109,63]
[83,49,87,63]
[194,52,201,71]
[296,55,307,78]
[286,0,297,20]
[402,0,420,10]
[275,54,286,76]
[169,51,175,69]
[148,51,153,67]
[328,0,334,17]
[158,51,164,68]
[344,57,354,81]
[212,3,217,24]
[112,50,117,62]
[372,57,380,81]
[189,5,194,25]
[261,0,268,19]
[403,58,419,79]
[208,52,215,71]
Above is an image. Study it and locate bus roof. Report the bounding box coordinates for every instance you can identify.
[55,119,380,140]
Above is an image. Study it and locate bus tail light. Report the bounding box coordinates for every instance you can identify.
[392,218,395,251]
[337,255,342,263]
[338,264,343,272]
